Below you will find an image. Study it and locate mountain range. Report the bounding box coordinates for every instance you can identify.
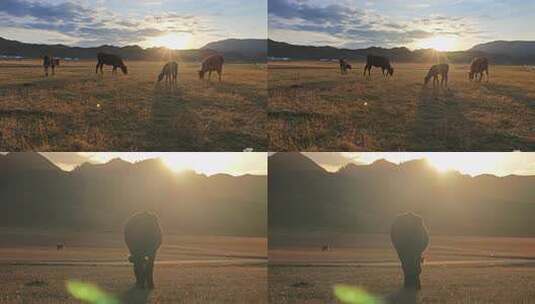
[269,153,535,237]
[0,37,267,62]
[268,40,535,64]
[0,153,266,237]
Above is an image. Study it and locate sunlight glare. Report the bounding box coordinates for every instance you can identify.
[147,32,193,50]
[418,35,459,51]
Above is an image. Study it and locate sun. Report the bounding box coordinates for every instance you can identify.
[417,35,459,52]
[424,153,502,176]
[147,32,193,50]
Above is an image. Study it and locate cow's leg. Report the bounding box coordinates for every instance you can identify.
[44,66,48,77]
[51,66,55,76]
[146,255,156,289]
[96,62,101,74]
[363,65,369,77]
[485,69,489,82]
[218,70,222,82]
[132,257,145,289]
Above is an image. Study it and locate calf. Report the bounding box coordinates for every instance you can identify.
[158,61,178,85]
[339,59,352,75]
[96,53,128,75]
[43,55,55,77]
[424,63,449,87]
[364,55,394,78]
[199,54,224,82]
[469,57,489,82]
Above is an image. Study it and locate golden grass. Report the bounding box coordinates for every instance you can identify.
[0,229,267,303]
[268,62,535,151]
[0,60,267,151]
[269,233,535,303]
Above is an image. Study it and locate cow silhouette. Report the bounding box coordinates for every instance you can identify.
[390,212,429,290]
[124,212,163,289]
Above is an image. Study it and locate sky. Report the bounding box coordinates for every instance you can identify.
[39,152,267,176]
[269,0,535,51]
[301,152,535,177]
[0,0,267,49]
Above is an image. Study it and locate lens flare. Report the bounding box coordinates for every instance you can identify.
[66,281,119,304]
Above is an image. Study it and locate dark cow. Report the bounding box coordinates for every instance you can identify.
[469,57,489,82]
[96,53,128,75]
[199,54,224,82]
[124,212,162,289]
[158,61,178,85]
[391,212,429,290]
[364,55,394,78]
[56,243,65,250]
[424,63,449,87]
[339,59,352,75]
[43,55,55,77]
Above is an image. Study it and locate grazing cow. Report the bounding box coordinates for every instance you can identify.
[469,57,489,82]
[199,54,224,82]
[339,59,352,75]
[125,212,162,289]
[391,212,429,290]
[157,61,178,85]
[424,63,449,87]
[364,55,394,78]
[96,53,128,75]
[56,243,64,250]
[321,245,330,252]
[43,55,55,77]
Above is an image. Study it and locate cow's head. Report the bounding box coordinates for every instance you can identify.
[388,67,394,77]
[120,65,128,75]
[468,71,475,80]
[198,70,205,79]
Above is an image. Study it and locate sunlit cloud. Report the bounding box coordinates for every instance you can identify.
[0,0,266,48]
[269,0,535,50]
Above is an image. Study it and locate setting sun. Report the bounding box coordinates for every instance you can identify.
[147,32,193,50]
[417,35,459,51]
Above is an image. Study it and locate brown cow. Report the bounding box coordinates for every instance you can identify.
[424,63,449,87]
[96,52,128,75]
[125,212,162,289]
[158,61,178,85]
[339,59,352,75]
[364,54,394,78]
[199,54,224,82]
[43,55,55,77]
[469,57,489,82]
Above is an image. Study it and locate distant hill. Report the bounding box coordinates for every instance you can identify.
[269,153,535,237]
[202,39,267,60]
[0,153,267,237]
[268,39,535,64]
[0,37,267,62]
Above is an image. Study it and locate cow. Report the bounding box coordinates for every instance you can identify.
[424,63,449,87]
[124,212,162,289]
[56,243,65,250]
[96,53,128,75]
[53,58,60,67]
[469,57,489,82]
[199,54,224,82]
[364,55,394,78]
[321,245,330,252]
[391,212,429,290]
[339,59,352,75]
[43,55,55,77]
[157,61,178,86]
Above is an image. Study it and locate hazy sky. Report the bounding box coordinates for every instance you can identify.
[0,0,267,49]
[39,152,267,176]
[269,0,535,51]
[301,152,535,177]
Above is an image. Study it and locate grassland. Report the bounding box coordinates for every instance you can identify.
[0,229,267,303]
[0,60,267,151]
[268,62,535,151]
[269,232,535,303]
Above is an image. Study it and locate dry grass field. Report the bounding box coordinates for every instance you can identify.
[0,60,267,151]
[0,229,267,303]
[269,232,535,303]
[268,62,535,151]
